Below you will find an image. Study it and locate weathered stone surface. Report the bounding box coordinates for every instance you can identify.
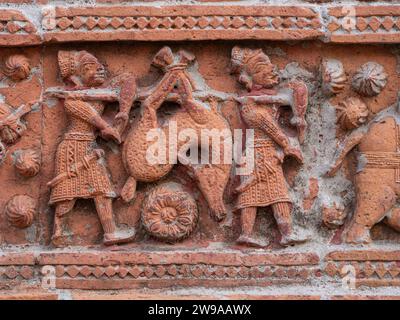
[0,0,400,300]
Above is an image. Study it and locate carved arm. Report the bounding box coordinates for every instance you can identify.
[326,130,366,177]
[64,99,121,143]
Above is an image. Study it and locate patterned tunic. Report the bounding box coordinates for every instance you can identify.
[49,99,115,204]
[236,101,291,209]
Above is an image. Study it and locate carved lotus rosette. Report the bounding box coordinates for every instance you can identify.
[141,182,199,242]
[352,62,387,97]
[321,58,347,96]
[0,142,6,163]
[5,195,36,228]
[14,149,41,177]
[2,54,31,81]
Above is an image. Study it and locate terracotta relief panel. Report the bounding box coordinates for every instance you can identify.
[0,1,399,300]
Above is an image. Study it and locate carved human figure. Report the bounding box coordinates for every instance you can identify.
[326,96,400,243]
[231,47,308,247]
[47,50,136,246]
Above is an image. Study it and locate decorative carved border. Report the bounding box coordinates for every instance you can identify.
[38,251,319,289]
[0,251,319,290]
[325,250,400,287]
[42,5,323,42]
[0,9,40,46]
[328,6,400,43]
[1,250,400,290]
[4,5,400,45]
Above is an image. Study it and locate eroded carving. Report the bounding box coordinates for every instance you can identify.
[321,58,347,96]
[231,46,308,247]
[5,194,36,228]
[0,101,37,163]
[322,203,346,229]
[327,96,400,243]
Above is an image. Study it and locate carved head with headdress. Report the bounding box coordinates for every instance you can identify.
[336,97,369,131]
[231,46,279,91]
[58,50,105,87]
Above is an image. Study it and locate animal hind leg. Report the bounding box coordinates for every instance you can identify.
[385,207,400,232]
[346,185,396,244]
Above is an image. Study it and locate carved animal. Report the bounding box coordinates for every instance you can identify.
[345,114,400,243]
[122,47,232,221]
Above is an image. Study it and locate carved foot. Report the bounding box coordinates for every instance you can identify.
[345,222,371,244]
[51,234,69,248]
[236,235,269,248]
[103,229,136,246]
[280,233,308,246]
[209,202,227,222]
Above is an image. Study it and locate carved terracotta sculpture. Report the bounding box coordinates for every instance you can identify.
[141,182,199,242]
[0,101,37,163]
[122,46,232,222]
[352,62,387,97]
[5,194,36,228]
[321,58,347,96]
[2,54,31,82]
[231,46,308,247]
[327,96,400,243]
[47,50,136,246]
[14,149,41,177]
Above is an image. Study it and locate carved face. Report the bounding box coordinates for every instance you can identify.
[78,61,106,87]
[246,61,279,89]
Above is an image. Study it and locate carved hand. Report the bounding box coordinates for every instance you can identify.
[93,148,105,159]
[235,175,256,194]
[325,162,341,177]
[100,125,121,144]
[284,146,304,164]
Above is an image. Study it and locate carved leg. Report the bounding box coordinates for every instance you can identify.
[236,207,267,247]
[272,202,306,246]
[121,176,137,203]
[52,200,75,247]
[385,207,400,232]
[94,196,135,246]
[346,185,396,244]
